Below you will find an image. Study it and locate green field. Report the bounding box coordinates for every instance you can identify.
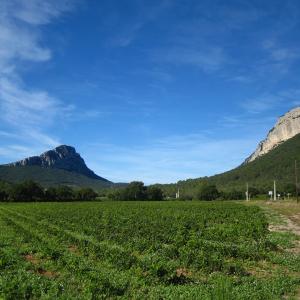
[0,202,299,299]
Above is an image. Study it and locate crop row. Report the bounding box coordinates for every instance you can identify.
[1,201,297,299]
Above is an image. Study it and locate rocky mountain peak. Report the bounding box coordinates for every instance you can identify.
[244,107,300,163]
[7,145,109,181]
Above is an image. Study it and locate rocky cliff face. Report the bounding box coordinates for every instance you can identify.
[245,107,300,163]
[7,145,109,181]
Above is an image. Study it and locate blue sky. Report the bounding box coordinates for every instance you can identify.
[1,0,300,184]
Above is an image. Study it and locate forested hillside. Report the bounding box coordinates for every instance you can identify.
[156,133,300,198]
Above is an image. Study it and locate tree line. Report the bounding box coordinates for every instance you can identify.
[0,180,98,202]
[107,181,248,201]
[2,179,284,202]
[108,181,164,201]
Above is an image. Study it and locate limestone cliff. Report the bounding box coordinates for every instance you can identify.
[244,107,300,163]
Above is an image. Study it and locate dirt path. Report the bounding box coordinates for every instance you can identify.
[269,213,300,236]
[268,213,300,255]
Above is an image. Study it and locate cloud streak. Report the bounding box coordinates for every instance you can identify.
[240,89,300,114]
[0,0,77,157]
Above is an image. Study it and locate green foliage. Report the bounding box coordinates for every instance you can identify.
[0,165,111,190]
[0,181,9,201]
[53,186,75,201]
[146,186,164,201]
[220,189,245,200]
[0,180,99,202]
[75,188,98,201]
[0,201,299,299]
[9,181,44,202]
[111,182,164,201]
[123,181,147,200]
[197,183,219,200]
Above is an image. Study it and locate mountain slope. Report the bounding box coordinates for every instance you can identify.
[0,145,112,189]
[157,133,300,196]
[0,166,112,190]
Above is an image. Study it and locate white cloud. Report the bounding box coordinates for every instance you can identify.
[12,0,75,25]
[0,78,61,126]
[0,0,77,156]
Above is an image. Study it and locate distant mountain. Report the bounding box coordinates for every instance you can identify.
[1,145,112,189]
[244,107,300,163]
[157,133,300,196]
[156,108,300,197]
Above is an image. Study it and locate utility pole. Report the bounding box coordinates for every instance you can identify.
[296,160,299,203]
[274,180,277,201]
[246,183,249,201]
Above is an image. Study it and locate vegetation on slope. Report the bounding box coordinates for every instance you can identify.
[156,133,300,198]
[0,166,112,190]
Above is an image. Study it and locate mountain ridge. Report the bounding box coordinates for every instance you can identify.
[5,145,109,182]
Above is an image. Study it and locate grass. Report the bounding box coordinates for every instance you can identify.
[0,201,299,299]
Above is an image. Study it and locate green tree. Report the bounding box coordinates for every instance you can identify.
[9,181,44,202]
[122,181,147,200]
[76,188,98,201]
[55,186,75,201]
[283,183,296,196]
[44,187,59,201]
[220,190,244,200]
[248,187,259,198]
[147,186,164,201]
[197,184,219,201]
[0,181,9,202]
[0,188,8,201]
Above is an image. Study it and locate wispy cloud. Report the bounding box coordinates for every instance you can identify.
[0,78,73,127]
[240,89,300,114]
[107,0,171,47]
[156,47,226,73]
[0,0,78,159]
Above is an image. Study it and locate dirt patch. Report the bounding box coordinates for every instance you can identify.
[25,254,58,278]
[269,215,300,236]
[247,260,290,278]
[176,268,192,277]
[36,268,58,278]
[288,240,300,255]
[269,214,300,254]
[290,213,300,226]
[68,245,79,254]
[24,254,40,265]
